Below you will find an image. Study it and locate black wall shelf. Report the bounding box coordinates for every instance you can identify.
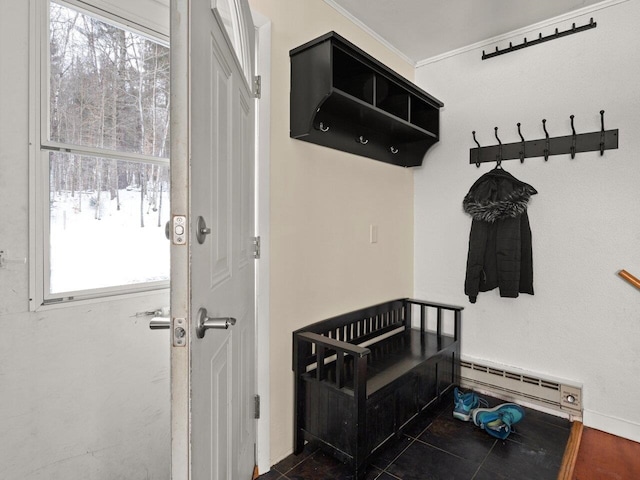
[290,32,443,168]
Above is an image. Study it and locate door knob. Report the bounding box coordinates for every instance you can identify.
[196,307,236,338]
[196,216,211,244]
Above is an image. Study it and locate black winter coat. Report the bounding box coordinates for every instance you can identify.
[463,168,537,303]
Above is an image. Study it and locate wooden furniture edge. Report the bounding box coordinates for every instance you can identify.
[557,421,584,480]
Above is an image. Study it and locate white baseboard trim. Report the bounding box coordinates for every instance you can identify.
[582,409,640,444]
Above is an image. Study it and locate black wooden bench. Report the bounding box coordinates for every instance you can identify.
[292,298,463,479]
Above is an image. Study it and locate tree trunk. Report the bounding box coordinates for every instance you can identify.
[139,164,145,228]
[94,158,102,220]
[157,181,163,228]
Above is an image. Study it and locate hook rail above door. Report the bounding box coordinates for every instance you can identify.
[482,17,597,60]
[469,111,619,166]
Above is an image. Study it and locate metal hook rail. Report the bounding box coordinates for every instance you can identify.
[470,111,619,166]
[482,18,597,60]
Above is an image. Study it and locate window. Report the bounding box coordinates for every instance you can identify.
[213,0,253,85]
[33,1,170,305]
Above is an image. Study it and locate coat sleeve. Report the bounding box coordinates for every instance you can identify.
[518,212,534,295]
[465,219,488,303]
[496,216,522,298]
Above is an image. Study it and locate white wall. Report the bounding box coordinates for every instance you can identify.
[249,0,416,465]
[0,1,170,478]
[414,0,640,442]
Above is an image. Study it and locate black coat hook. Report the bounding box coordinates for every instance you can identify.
[472,131,481,167]
[600,110,606,155]
[517,123,525,163]
[494,127,502,167]
[542,119,550,161]
[570,115,577,159]
[469,108,617,166]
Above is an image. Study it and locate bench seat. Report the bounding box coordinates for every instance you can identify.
[293,298,463,479]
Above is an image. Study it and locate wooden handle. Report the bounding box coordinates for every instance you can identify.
[618,269,640,290]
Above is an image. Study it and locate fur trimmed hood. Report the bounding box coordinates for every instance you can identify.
[463,169,537,223]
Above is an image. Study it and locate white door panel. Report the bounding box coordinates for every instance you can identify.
[170,0,256,479]
[193,31,233,290]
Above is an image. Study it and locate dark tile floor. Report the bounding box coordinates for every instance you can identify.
[260,391,572,480]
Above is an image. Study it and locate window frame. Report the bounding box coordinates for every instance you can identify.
[29,0,171,310]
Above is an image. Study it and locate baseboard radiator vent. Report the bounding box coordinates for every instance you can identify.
[460,359,583,420]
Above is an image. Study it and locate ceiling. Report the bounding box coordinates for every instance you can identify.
[325,0,604,63]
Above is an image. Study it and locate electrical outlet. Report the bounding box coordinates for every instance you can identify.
[560,384,582,412]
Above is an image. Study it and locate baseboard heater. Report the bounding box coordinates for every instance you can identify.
[459,358,583,421]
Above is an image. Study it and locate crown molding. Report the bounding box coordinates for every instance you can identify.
[323,0,415,66]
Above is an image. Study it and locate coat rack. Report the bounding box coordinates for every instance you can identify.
[482,18,597,60]
[469,111,619,166]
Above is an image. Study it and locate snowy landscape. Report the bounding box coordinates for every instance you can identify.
[46,3,171,295]
[50,182,170,294]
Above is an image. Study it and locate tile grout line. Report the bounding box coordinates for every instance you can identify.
[272,446,320,477]
[371,433,423,479]
[381,435,419,469]
[373,407,449,479]
[470,439,498,480]
[377,469,403,480]
[411,436,469,461]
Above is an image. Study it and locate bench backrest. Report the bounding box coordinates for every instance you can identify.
[298,299,407,343]
[293,299,409,368]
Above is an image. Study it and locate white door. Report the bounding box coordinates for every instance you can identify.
[170,0,256,479]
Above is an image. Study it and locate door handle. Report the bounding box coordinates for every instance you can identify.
[196,307,236,338]
[196,216,212,244]
[149,317,171,329]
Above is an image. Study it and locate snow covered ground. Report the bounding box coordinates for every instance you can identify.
[50,187,170,294]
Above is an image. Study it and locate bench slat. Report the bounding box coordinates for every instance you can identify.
[297,331,371,357]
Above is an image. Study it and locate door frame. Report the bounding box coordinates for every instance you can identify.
[169,0,189,477]
[253,9,272,474]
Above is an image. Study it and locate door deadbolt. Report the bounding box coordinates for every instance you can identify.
[196,216,211,244]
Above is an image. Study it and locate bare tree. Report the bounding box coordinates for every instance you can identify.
[49,3,170,230]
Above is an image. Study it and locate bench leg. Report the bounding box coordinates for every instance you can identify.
[293,336,308,455]
[293,383,305,455]
[353,356,368,479]
[294,428,305,455]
